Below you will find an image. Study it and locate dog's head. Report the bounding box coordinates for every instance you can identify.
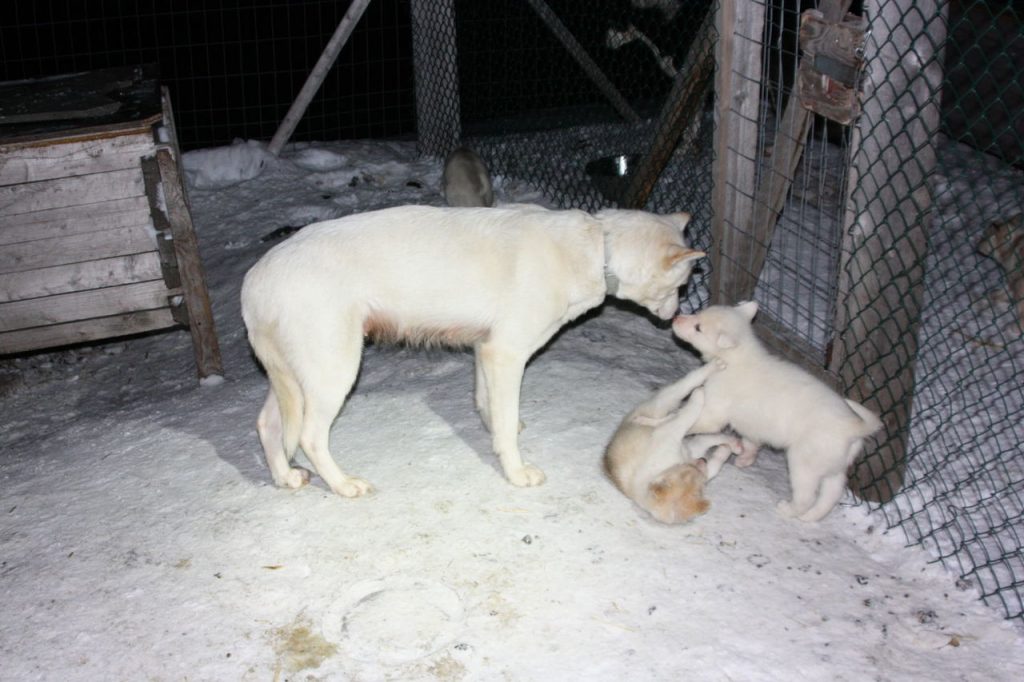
[644,460,710,524]
[598,210,704,320]
[672,301,759,360]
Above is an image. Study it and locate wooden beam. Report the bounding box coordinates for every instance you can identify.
[620,8,715,209]
[267,0,373,156]
[155,148,223,380]
[525,0,641,125]
[829,0,948,503]
[710,0,765,304]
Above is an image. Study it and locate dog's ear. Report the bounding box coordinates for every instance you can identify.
[735,300,759,321]
[670,211,692,233]
[716,332,737,350]
[663,246,705,270]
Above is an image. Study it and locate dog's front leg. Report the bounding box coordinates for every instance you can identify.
[478,343,545,487]
[473,345,491,431]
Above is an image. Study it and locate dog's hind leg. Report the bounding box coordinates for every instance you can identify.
[797,472,847,522]
[257,388,310,489]
[296,321,372,498]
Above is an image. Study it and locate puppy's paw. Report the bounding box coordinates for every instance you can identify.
[713,358,728,371]
[727,437,744,454]
[507,464,546,487]
[332,477,373,498]
[734,440,759,467]
[278,466,311,489]
[776,500,798,518]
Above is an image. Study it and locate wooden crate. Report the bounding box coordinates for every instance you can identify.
[0,67,222,381]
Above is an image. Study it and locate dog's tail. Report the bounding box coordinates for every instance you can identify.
[844,398,883,438]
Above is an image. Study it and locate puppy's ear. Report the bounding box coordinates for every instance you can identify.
[716,332,737,350]
[649,480,668,500]
[735,300,759,321]
[670,211,692,233]
[663,246,705,270]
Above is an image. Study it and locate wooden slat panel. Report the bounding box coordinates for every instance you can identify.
[0,223,158,274]
[0,196,151,245]
[0,279,175,332]
[0,132,154,187]
[0,308,177,355]
[0,252,163,303]
[0,167,145,217]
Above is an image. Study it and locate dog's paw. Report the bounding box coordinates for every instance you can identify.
[713,358,727,371]
[727,437,744,454]
[776,500,799,518]
[734,440,759,467]
[277,467,311,489]
[507,464,546,487]
[332,477,373,498]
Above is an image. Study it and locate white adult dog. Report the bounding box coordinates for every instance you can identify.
[241,203,703,496]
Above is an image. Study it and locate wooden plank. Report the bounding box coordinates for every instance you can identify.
[0,196,151,245]
[621,8,714,209]
[0,115,160,148]
[156,148,223,379]
[0,279,176,332]
[0,222,158,274]
[0,252,163,303]
[710,0,765,304]
[0,308,177,355]
[0,132,154,186]
[0,166,145,217]
[410,0,462,157]
[828,0,948,503]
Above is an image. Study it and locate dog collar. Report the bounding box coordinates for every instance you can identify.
[603,232,619,296]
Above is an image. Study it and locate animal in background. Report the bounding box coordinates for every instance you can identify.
[605,360,742,524]
[977,213,1024,334]
[442,147,494,207]
[672,301,882,522]
[241,203,703,497]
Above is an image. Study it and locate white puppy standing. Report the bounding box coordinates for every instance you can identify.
[241,203,703,497]
[672,301,883,522]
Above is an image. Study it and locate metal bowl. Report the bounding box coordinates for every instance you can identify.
[585,154,640,203]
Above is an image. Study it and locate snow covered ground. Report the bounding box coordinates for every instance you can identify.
[2,139,1023,681]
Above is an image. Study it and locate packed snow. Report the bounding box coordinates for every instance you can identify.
[2,138,1022,681]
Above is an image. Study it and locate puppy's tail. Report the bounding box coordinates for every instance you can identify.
[844,398,883,437]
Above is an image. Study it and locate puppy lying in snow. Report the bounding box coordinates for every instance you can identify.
[672,301,883,522]
[605,360,742,523]
[241,203,703,496]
